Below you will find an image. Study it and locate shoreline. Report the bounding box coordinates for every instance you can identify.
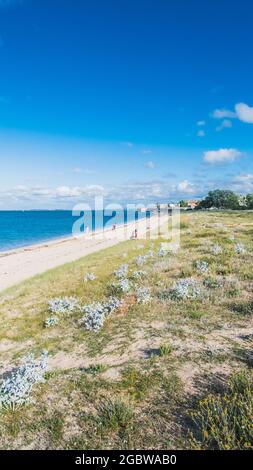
[0,211,151,256]
[0,213,169,292]
[0,211,152,258]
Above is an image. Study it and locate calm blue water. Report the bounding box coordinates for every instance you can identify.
[0,210,150,252]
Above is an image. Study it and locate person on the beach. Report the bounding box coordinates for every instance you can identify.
[134,229,138,239]
[85,225,90,237]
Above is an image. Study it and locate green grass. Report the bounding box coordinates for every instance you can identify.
[189,370,253,449]
[159,343,173,356]
[86,363,108,375]
[0,210,253,449]
[96,398,134,434]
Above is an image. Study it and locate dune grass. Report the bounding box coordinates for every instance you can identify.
[0,210,252,449]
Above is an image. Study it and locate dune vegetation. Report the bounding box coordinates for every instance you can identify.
[0,211,252,450]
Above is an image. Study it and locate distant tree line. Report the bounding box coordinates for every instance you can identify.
[197,190,253,210]
[179,200,188,208]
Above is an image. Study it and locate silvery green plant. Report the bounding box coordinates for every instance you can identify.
[119,278,131,293]
[81,297,122,331]
[170,278,202,300]
[136,287,152,304]
[0,352,48,410]
[112,278,131,294]
[105,296,122,313]
[48,297,79,315]
[82,302,105,331]
[135,255,147,267]
[157,247,167,257]
[114,264,129,279]
[132,270,146,279]
[234,243,246,254]
[44,315,59,328]
[146,250,154,258]
[84,272,96,282]
[211,244,223,255]
[195,260,209,274]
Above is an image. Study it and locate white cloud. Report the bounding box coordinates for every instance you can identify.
[197,120,206,126]
[235,102,253,124]
[0,184,106,203]
[232,174,253,192]
[176,180,196,194]
[0,179,203,208]
[203,148,243,164]
[145,160,155,169]
[14,184,29,191]
[72,167,94,175]
[121,141,134,148]
[106,181,164,201]
[212,102,253,124]
[55,185,105,198]
[142,149,152,155]
[215,119,232,132]
[211,108,237,119]
[110,179,200,201]
[197,130,205,137]
[73,167,83,174]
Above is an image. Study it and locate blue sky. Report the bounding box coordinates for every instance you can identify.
[0,0,253,208]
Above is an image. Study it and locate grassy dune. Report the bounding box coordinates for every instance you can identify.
[0,211,252,450]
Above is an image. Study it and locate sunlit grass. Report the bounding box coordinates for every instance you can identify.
[0,210,253,449]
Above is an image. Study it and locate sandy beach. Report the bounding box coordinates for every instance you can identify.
[0,213,169,292]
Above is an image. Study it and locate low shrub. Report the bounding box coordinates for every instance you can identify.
[159,344,172,356]
[135,255,147,267]
[86,364,108,375]
[190,370,253,449]
[135,287,152,304]
[44,315,60,328]
[234,243,246,255]
[81,297,122,331]
[203,276,222,289]
[195,260,209,275]
[114,264,129,279]
[211,244,223,255]
[231,301,253,316]
[111,278,132,295]
[48,297,79,315]
[0,352,48,410]
[169,278,202,300]
[96,398,134,434]
[157,247,167,257]
[132,270,146,279]
[84,272,96,282]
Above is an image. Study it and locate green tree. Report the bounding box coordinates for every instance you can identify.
[179,200,188,208]
[199,190,240,209]
[246,193,253,209]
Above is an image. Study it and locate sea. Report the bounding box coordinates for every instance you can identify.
[0,209,150,252]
